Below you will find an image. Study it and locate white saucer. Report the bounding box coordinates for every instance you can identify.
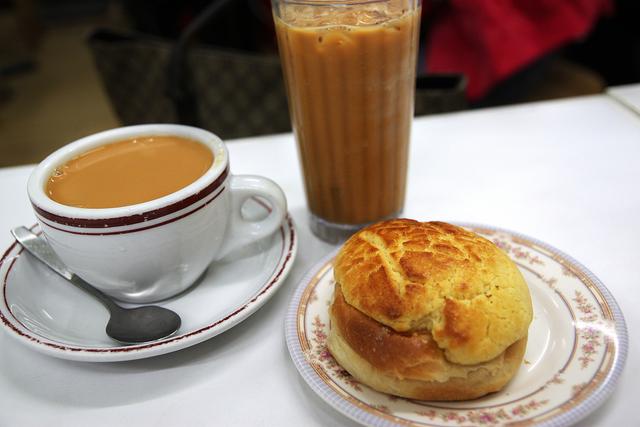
[0,211,297,362]
[285,224,627,427]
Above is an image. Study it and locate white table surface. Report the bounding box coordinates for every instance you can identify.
[608,83,640,115]
[0,94,637,426]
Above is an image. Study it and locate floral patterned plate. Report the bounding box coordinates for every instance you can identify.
[284,225,628,427]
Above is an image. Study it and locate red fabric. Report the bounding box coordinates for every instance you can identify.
[424,0,613,100]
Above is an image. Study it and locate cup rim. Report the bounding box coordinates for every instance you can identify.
[27,124,229,225]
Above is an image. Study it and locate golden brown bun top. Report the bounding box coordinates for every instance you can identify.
[334,220,533,365]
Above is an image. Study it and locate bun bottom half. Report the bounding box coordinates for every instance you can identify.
[327,291,528,401]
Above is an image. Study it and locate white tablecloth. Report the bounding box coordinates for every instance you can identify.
[608,83,640,115]
[0,94,637,426]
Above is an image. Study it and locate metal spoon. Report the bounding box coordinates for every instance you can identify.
[11,227,181,344]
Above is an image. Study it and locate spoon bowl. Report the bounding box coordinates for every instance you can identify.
[11,226,182,344]
[107,305,181,344]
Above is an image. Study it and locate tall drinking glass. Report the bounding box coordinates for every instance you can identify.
[272,0,421,242]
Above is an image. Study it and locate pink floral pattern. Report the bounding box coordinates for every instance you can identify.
[573,290,604,369]
[562,265,576,277]
[372,404,391,414]
[415,400,548,425]
[466,408,512,425]
[509,400,549,417]
[572,382,589,397]
[543,373,565,388]
[309,289,318,304]
[574,291,600,322]
[492,238,544,266]
[577,327,602,369]
[541,275,558,291]
[309,315,362,392]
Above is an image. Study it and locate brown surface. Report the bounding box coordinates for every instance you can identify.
[334,219,533,365]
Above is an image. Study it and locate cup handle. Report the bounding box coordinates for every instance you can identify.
[215,175,287,260]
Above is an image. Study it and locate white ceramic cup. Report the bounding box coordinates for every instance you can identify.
[27,124,287,303]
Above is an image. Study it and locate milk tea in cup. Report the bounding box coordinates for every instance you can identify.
[46,135,212,208]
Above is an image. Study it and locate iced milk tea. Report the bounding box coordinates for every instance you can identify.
[273,0,421,240]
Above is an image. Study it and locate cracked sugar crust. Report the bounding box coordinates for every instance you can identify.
[334,220,533,365]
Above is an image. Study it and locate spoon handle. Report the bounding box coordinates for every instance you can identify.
[11,227,121,312]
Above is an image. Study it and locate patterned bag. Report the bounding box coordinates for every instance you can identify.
[88,28,291,140]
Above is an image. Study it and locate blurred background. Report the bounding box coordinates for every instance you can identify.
[1,0,639,167]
